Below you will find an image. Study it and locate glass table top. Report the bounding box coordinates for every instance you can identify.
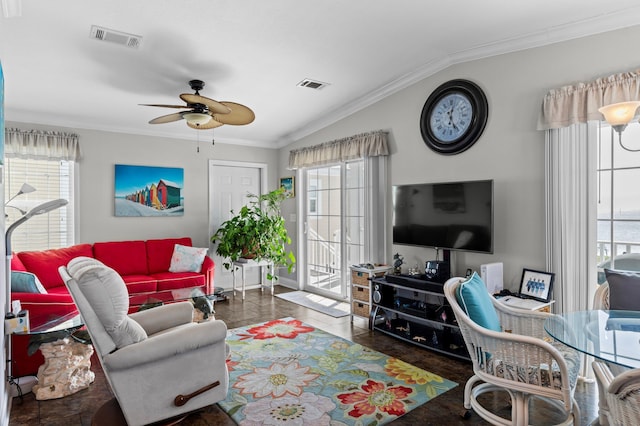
[18,286,228,336]
[544,310,640,369]
[26,310,83,335]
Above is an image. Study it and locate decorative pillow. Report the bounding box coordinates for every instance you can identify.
[68,257,147,349]
[604,269,640,311]
[11,271,48,294]
[456,272,502,332]
[168,244,208,273]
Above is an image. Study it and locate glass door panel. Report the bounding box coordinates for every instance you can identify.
[303,161,365,300]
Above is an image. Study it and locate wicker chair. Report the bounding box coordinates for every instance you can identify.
[443,276,581,425]
[594,281,610,310]
[592,281,636,425]
[593,361,640,426]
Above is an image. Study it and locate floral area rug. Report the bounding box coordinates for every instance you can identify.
[218,318,457,425]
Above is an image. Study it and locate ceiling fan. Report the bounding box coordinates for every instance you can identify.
[141,79,255,130]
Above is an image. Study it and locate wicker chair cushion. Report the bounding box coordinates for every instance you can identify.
[456,272,501,332]
[486,341,581,390]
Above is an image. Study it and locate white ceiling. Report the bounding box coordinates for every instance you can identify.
[2,0,640,149]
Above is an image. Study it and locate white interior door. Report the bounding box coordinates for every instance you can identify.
[208,160,265,290]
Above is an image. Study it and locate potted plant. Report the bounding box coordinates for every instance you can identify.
[210,187,295,280]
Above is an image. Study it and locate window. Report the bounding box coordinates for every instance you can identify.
[308,180,319,213]
[4,157,74,252]
[596,121,640,281]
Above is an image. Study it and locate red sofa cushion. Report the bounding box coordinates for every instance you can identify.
[146,237,193,274]
[94,240,149,276]
[151,271,206,291]
[10,254,27,272]
[17,244,93,290]
[121,275,158,294]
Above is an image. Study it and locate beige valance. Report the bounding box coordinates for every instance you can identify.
[288,130,389,169]
[4,128,80,161]
[538,69,640,130]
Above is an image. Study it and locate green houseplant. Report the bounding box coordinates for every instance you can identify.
[211,187,295,280]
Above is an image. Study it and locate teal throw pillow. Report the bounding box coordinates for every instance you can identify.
[11,271,48,294]
[456,272,501,332]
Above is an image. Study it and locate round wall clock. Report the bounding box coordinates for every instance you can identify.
[420,79,488,155]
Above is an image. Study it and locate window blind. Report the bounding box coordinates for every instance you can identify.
[4,157,74,252]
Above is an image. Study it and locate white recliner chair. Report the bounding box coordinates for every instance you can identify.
[59,256,229,426]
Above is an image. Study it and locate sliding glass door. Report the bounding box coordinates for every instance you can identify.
[303,161,365,300]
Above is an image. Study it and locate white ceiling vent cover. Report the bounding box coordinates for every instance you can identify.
[297,79,329,90]
[90,25,142,49]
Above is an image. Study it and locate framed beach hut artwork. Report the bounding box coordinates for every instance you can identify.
[114,164,184,217]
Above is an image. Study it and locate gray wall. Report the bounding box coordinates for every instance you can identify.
[5,122,280,249]
[278,25,640,291]
[7,25,640,292]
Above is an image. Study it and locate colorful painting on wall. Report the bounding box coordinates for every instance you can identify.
[114,164,184,217]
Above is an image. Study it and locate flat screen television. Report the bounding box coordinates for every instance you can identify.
[392,179,493,253]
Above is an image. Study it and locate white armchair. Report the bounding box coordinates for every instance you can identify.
[443,275,581,425]
[593,361,640,426]
[59,256,229,426]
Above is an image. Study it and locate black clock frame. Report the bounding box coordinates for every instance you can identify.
[420,79,488,155]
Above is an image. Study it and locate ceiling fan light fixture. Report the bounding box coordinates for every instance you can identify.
[599,101,640,133]
[183,112,212,126]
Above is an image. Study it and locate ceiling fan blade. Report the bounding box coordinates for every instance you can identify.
[214,102,256,125]
[140,103,190,109]
[187,117,224,130]
[149,112,185,124]
[179,94,231,114]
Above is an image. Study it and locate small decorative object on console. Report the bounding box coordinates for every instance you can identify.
[393,253,404,274]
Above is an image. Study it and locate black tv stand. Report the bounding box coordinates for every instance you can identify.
[370,274,469,361]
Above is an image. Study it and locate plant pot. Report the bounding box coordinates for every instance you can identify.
[241,247,257,259]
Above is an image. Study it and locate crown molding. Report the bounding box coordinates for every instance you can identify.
[283,11,640,147]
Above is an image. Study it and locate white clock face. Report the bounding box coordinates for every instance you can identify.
[429,93,473,143]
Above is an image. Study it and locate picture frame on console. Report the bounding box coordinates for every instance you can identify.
[518,268,554,303]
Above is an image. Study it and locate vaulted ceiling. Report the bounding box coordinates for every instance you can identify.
[1,0,640,148]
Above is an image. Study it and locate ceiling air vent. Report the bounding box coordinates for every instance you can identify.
[297,79,329,90]
[90,25,142,49]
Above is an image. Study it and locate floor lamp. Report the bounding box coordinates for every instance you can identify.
[4,183,35,215]
[5,198,68,396]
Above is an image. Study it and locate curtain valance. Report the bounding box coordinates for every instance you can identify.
[288,130,389,169]
[4,128,80,161]
[538,69,640,130]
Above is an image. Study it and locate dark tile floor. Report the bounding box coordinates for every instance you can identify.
[9,286,598,425]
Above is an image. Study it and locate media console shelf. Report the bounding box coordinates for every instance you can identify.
[370,274,470,361]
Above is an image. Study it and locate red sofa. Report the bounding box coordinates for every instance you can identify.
[10,237,215,377]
